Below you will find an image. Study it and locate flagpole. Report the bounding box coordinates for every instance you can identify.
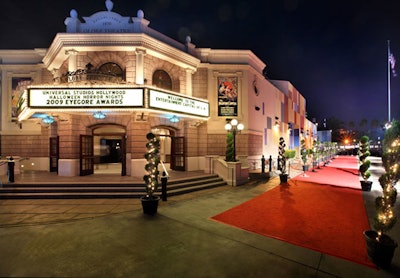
[388,40,391,122]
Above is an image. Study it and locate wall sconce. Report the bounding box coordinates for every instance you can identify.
[274,116,280,127]
[169,115,179,123]
[93,111,106,119]
[42,115,54,124]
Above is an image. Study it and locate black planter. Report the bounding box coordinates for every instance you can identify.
[141,196,160,215]
[364,230,398,269]
[279,174,288,183]
[360,180,372,191]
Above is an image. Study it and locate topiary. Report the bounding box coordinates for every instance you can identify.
[358,135,371,181]
[278,137,287,175]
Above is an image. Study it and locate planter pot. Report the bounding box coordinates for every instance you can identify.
[141,196,160,215]
[364,230,398,269]
[360,180,372,191]
[279,174,288,183]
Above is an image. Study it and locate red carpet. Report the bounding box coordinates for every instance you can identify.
[326,155,359,175]
[211,156,375,267]
[293,156,361,190]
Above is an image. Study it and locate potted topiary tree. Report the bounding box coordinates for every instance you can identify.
[311,139,318,172]
[358,135,372,191]
[278,137,288,183]
[141,132,161,215]
[363,135,399,269]
[300,139,309,173]
[225,132,235,162]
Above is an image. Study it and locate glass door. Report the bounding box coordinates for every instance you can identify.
[80,135,94,176]
[171,136,185,171]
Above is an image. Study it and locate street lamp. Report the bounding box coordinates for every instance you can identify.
[225,119,244,162]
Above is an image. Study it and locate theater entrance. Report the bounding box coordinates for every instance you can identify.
[151,127,185,171]
[79,124,126,176]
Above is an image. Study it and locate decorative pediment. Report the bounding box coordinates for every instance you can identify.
[81,11,132,32]
[65,0,149,33]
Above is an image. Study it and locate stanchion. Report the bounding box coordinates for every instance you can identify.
[161,171,168,201]
[269,155,272,172]
[8,156,15,183]
[261,155,265,173]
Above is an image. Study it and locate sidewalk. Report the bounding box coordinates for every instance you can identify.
[0,156,399,277]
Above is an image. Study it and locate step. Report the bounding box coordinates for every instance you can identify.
[0,186,145,194]
[0,192,150,199]
[167,181,228,196]
[0,174,227,199]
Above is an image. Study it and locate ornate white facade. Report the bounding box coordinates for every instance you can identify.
[0,1,316,180]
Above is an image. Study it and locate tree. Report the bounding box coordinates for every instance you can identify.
[383,120,400,151]
[358,135,371,181]
[143,133,160,199]
[324,116,345,142]
[374,134,399,236]
[371,119,379,130]
[225,133,235,162]
[359,118,368,131]
[348,121,355,130]
[278,137,287,175]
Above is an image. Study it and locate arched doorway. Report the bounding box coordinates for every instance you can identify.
[151,126,185,171]
[92,124,126,175]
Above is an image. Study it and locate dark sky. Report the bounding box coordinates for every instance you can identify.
[1,0,399,127]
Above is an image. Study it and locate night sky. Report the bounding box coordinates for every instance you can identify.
[1,0,399,127]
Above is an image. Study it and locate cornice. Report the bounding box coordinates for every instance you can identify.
[195,48,266,73]
[43,33,200,71]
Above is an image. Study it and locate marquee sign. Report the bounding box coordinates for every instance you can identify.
[28,88,144,108]
[149,90,209,117]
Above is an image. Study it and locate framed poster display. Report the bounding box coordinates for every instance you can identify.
[217,77,238,117]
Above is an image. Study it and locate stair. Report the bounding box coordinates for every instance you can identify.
[0,174,227,199]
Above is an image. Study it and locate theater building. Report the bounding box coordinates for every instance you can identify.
[0,2,316,182]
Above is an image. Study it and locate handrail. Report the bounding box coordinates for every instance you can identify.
[0,157,29,166]
[160,160,169,177]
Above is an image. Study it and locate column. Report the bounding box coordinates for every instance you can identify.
[135,48,146,85]
[65,49,78,82]
[52,68,61,84]
[185,68,193,96]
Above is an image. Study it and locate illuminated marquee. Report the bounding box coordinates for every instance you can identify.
[28,88,144,108]
[149,90,209,117]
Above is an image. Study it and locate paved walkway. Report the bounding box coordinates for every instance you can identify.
[0,157,399,277]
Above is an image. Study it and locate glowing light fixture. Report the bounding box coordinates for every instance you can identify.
[274,116,280,127]
[42,116,54,124]
[93,111,106,119]
[169,115,179,123]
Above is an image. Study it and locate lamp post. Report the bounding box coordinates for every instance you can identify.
[224,119,244,162]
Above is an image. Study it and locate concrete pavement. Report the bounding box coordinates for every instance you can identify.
[0,157,399,277]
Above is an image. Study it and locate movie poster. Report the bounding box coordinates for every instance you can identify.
[11,77,31,118]
[217,77,238,116]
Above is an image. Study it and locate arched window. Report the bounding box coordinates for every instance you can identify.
[98,62,124,78]
[152,70,172,90]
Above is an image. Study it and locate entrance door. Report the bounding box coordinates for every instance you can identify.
[170,136,185,171]
[80,135,94,176]
[49,136,59,172]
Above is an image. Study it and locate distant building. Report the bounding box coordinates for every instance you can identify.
[317,130,332,143]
